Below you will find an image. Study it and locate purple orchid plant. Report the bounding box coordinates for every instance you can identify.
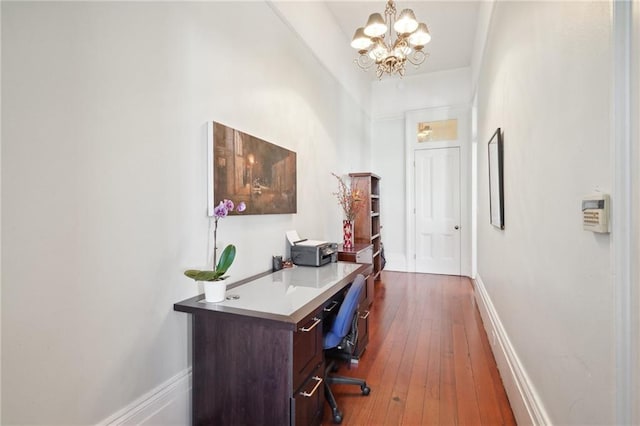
[184,199,246,282]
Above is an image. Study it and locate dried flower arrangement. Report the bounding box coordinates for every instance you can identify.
[331,173,364,221]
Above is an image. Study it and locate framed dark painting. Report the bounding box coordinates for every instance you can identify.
[207,122,297,216]
[488,128,504,229]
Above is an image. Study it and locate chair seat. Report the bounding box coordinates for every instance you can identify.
[324,330,342,350]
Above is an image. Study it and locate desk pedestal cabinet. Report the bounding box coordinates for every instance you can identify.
[189,308,323,425]
[174,262,371,426]
[337,243,373,358]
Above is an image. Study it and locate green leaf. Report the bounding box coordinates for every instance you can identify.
[185,270,228,281]
[184,270,214,281]
[216,244,236,275]
[183,245,236,282]
[184,270,203,280]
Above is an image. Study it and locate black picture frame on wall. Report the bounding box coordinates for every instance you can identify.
[488,128,504,229]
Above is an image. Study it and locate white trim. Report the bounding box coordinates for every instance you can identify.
[0,2,3,421]
[632,0,640,423]
[612,1,633,424]
[371,113,405,122]
[474,274,550,426]
[471,93,478,279]
[98,368,191,425]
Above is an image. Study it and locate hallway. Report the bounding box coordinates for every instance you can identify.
[323,271,516,425]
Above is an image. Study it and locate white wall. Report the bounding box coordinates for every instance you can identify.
[1,2,370,424]
[371,67,471,120]
[269,1,372,116]
[0,3,3,422]
[371,68,472,272]
[630,0,640,422]
[470,0,495,97]
[475,1,614,424]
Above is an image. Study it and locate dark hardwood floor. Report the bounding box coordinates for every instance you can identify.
[322,271,516,425]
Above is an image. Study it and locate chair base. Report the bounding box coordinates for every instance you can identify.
[324,360,371,424]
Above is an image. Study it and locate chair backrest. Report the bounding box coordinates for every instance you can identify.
[324,274,366,349]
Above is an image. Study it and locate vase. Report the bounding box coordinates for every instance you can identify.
[202,279,227,303]
[343,219,354,250]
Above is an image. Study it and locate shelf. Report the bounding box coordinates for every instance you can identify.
[350,172,381,179]
[351,172,382,282]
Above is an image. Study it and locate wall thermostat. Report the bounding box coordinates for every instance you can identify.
[582,193,610,233]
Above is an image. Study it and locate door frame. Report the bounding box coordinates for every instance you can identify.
[405,105,471,276]
[614,0,640,423]
[633,2,640,422]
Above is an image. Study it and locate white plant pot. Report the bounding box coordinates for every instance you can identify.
[202,280,227,303]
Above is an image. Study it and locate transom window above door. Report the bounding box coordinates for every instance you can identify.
[417,119,458,142]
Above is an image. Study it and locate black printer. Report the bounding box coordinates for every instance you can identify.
[290,240,337,267]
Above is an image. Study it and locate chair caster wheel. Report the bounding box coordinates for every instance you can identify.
[361,384,371,395]
[332,410,343,424]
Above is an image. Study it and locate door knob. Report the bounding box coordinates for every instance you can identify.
[454,226,459,230]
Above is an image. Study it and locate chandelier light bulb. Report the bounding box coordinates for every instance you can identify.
[408,23,431,47]
[351,27,373,50]
[364,13,387,37]
[393,47,407,60]
[394,9,418,34]
[369,38,389,61]
[394,41,412,57]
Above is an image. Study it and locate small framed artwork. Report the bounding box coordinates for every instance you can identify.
[488,128,504,229]
[207,122,297,216]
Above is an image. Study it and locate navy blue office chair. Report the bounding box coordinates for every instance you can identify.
[323,274,371,424]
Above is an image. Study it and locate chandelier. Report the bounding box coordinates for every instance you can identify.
[350,0,431,79]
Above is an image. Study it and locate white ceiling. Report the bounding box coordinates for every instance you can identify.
[324,1,480,79]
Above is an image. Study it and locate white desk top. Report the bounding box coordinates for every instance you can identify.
[175,261,368,325]
[202,262,362,315]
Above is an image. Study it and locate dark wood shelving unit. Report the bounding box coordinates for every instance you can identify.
[350,172,382,281]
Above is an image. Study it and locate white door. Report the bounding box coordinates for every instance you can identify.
[414,147,461,275]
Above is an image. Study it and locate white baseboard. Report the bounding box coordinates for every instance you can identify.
[98,368,191,425]
[382,252,407,272]
[473,274,550,425]
[382,263,407,272]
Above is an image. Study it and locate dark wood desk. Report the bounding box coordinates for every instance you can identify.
[174,261,372,426]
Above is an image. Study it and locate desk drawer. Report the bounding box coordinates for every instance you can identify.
[291,364,323,426]
[355,307,370,357]
[322,288,347,332]
[364,272,374,308]
[355,246,373,264]
[293,310,323,392]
